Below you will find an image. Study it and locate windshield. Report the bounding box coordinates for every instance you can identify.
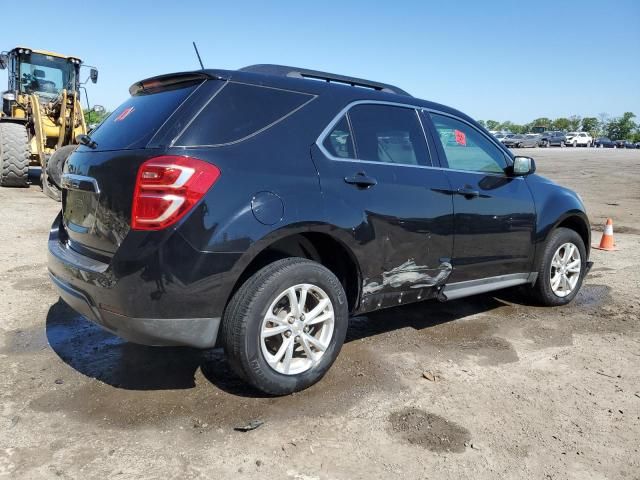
[18,52,77,98]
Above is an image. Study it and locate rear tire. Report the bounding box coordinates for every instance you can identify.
[529,227,586,306]
[0,123,29,187]
[222,258,348,395]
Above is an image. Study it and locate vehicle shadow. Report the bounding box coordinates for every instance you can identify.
[46,291,518,398]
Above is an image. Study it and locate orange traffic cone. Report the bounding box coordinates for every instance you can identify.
[593,218,617,251]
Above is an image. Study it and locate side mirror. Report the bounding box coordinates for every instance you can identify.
[0,54,7,70]
[90,68,98,84]
[92,104,105,113]
[512,156,536,176]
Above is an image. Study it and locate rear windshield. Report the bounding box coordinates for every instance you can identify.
[86,83,199,151]
[175,82,314,146]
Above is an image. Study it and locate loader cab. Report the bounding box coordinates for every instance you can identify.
[1,47,99,116]
[5,48,80,98]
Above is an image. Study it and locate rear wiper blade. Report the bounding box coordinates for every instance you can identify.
[77,134,97,149]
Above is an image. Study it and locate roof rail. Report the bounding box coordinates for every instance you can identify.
[239,64,411,96]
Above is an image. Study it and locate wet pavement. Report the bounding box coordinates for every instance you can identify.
[1,149,640,479]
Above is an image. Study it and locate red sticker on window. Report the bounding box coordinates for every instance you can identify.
[114,106,135,122]
[454,129,466,146]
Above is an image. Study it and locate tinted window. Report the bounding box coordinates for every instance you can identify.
[430,113,507,173]
[323,116,355,159]
[178,82,313,146]
[87,83,199,151]
[348,104,431,166]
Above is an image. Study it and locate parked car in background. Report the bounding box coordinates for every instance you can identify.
[594,137,615,148]
[635,142,640,149]
[539,131,566,147]
[499,133,515,144]
[614,139,636,149]
[46,64,592,394]
[503,134,540,148]
[493,132,513,143]
[565,132,593,147]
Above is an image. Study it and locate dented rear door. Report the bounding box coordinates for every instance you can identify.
[313,103,454,311]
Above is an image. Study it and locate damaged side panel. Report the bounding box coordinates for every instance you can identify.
[360,259,452,311]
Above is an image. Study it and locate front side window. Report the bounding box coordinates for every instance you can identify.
[347,104,431,166]
[430,113,507,174]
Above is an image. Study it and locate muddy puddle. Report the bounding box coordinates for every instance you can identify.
[388,407,471,452]
[25,301,402,431]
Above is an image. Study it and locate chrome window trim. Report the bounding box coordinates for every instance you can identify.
[316,100,521,178]
[172,80,317,148]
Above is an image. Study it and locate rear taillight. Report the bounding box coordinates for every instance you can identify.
[131,156,220,231]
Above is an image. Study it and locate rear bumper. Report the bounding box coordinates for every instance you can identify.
[49,270,221,348]
[47,212,241,348]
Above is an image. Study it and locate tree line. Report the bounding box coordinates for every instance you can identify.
[478,112,639,142]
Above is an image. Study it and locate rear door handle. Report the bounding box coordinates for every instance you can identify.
[344,172,377,188]
[456,187,479,199]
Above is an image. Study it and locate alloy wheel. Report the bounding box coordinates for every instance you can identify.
[260,284,335,375]
[549,242,581,298]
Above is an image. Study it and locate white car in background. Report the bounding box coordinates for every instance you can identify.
[565,132,593,147]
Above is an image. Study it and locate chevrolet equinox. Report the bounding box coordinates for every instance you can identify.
[48,65,592,394]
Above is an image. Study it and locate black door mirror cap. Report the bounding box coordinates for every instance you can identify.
[511,156,536,176]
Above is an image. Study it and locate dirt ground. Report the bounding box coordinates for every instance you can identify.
[1,148,639,479]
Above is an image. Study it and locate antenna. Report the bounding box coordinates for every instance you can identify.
[192,42,204,69]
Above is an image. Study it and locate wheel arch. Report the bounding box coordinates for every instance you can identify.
[224,226,362,316]
[534,211,591,270]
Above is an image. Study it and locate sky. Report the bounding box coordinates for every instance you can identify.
[3,0,639,124]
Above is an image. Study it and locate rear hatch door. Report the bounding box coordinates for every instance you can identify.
[61,74,223,259]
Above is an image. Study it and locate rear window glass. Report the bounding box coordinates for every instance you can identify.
[176,82,314,146]
[87,83,198,151]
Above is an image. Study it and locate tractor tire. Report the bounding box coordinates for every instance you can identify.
[42,144,77,202]
[0,123,30,187]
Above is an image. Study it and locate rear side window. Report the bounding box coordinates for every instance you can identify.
[323,116,355,159]
[348,104,431,166]
[177,82,314,146]
[87,83,198,151]
[430,113,507,174]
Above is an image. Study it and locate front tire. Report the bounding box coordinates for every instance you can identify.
[530,227,586,306]
[222,258,348,395]
[0,123,30,187]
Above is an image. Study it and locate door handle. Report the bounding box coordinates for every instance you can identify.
[344,172,377,188]
[456,187,480,199]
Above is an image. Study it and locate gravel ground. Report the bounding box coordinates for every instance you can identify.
[1,148,639,479]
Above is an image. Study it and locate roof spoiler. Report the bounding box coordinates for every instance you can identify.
[129,71,223,96]
[239,64,411,97]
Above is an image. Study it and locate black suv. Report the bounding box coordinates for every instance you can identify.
[539,131,566,147]
[48,65,592,394]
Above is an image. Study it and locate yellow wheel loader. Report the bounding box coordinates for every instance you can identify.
[0,46,100,200]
